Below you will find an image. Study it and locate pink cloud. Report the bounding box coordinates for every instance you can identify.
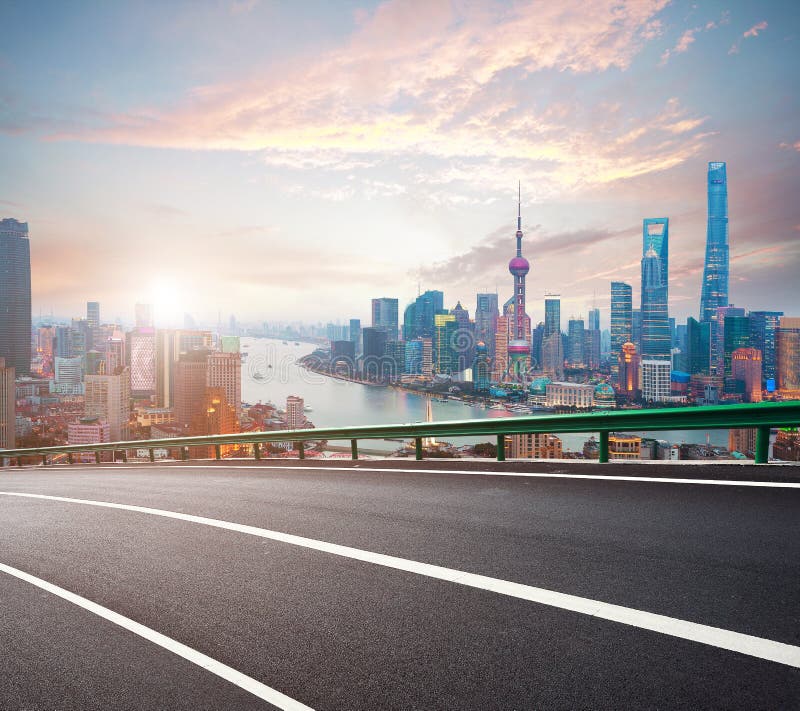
[744,20,768,38]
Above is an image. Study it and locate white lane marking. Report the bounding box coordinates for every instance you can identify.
[27,463,800,488]
[2,491,798,669]
[0,562,313,711]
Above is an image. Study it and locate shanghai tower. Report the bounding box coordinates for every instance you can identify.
[699,162,729,323]
[0,218,32,375]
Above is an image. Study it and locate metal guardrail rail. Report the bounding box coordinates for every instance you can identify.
[2,401,799,466]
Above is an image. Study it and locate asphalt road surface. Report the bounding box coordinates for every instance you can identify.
[1,460,798,709]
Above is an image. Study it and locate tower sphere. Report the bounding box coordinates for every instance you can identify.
[508,256,530,276]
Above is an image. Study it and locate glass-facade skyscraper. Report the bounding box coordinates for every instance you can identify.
[371,297,399,339]
[700,162,729,324]
[640,219,670,360]
[749,311,783,384]
[610,282,633,357]
[0,218,32,375]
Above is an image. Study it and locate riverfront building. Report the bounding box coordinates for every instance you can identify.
[506,187,531,381]
[700,162,730,324]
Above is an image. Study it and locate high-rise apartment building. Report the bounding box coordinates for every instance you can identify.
[84,366,131,441]
[285,395,306,430]
[174,350,209,427]
[731,347,762,402]
[0,218,32,375]
[506,433,562,459]
[371,298,399,339]
[641,219,670,360]
[700,162,730,324]
[0,358,15,449]
[640,360,671,403]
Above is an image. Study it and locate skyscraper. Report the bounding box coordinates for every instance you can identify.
[475,293,499,359]
[0,357,15,449]
[567,318,585,367]
[700,162,730,324]
[87,301,100,328]
[640,219,670,360]
[371,298,399,339]
[610,282,633,378]
[0,218,32,375]
[349,319,362,356]
[749,311,783,385]
[84,366,131,441]
[541,294,563,379]
[507,186,531,380]
[207,351,242,421]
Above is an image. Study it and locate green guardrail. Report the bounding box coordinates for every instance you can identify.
[2,401,798,467]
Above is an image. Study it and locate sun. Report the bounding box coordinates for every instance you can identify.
[149,278,185,327]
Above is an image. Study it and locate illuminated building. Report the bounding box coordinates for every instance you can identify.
[729,428,756,457]
[700,162,730,323]
[434,313,457,374]
[610,281,632,379]
[776,317,800,394]
[0,358,14,449]
[545,382,595,409]
[731,348,762,402]
[506,433,562,459]
[190,388,239,458]
[749,311,783,385]
[641,218,670,359]
[0,218,31,375]
[541,295,563,380]
[493,316,509,381]
[608,434,641,460]
[84,366,131,441]
[617,342,640,400]
[506,186,531,381]
[207,351,242,422]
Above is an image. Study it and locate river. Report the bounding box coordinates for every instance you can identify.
[240,338,728,453]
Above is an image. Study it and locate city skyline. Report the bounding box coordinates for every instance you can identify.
[1,1,798,324]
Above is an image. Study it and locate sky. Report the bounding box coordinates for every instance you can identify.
[1,0,798,329]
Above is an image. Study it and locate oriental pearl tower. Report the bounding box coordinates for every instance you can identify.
[507,183,530,381]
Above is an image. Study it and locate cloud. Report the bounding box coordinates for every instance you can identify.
[729,20,768,54]
[660,11,728,65]
[32,0,703,198]
[778,141,800,152]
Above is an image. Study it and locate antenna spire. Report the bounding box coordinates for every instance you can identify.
[517,181,521,232]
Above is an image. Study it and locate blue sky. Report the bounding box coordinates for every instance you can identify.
[1,0,798,327]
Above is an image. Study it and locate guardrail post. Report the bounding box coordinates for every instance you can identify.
[755,425,770,464]
[496,434,506,461]
[181,447,188,461]
[94,451,100,464]
[415,437,423,461]
[16,457,22,468]
[214,444,221,461]
[599,431,609,464]
[149,448,155,462]
[67,452,74,465]
[351,439,358,460]
[298,442,305,460]
[120,449,127,463]
[42,455,48,466]
[253,442,261,460]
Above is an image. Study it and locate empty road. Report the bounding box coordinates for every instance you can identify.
[1,460,799,709]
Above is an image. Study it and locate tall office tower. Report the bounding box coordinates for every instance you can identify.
[174,350,209,427]
[434,313,457,374]
[731,348,762,402]
[135,303,154,328]
[421,338,433,378]
[776,317,800,394]
[588,308,600,332]
[640,220,670,359]
[544,295,560,338]
[610,282,633,376]
[129,327,157,397]
[712,305,745,375]
[55,326,75,358]
[700,162,730,323]
[154,329,176,409]
[749,311,783,385]
[506,188,531,381]
[567,318,585,367]
[105,336,126,375]
[584,328,601,370]
[0,218,32,375]
[685,317,711,375]
[384,340,406,379]
[722,315,750,380]
[640,360,671,403]
[404,339,423,375]
[475,293,499,359]
[285,395,306,430]
[617,342,640,400]
[54,356,83,388]
[472,341,491,392]
[207,351,242,421]
[189,388,239,459]
[0,358,15,449]
[402,302,416,340]
[361,327,387,380]
[87,301,100,328]
[84,366,132,441]
[410,290,445,340]
[493,316,509,380]
[349,319,361,356]
[371,298,399,339]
